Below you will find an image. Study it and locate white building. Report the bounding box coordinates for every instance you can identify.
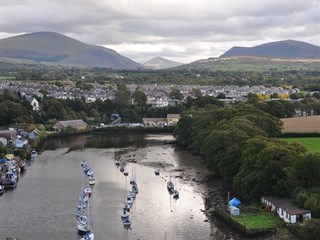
[261,196,311,224]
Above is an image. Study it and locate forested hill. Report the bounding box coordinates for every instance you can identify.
[220,40,320,59]
[0,32,143,70]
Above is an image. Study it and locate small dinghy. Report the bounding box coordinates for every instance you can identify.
[83,188,92,197]
[121,209,129,219]
[125,195,134,205]
[167,181,174,193]
[123,218,131,228]
[80,233,95,240]
[77,223,91,235]
[154,169,160,176]
[30,149,37,159]
[173,190,179,199]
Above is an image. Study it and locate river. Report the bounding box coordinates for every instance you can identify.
[0,133,236,240]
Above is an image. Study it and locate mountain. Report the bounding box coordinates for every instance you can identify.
[0,32,143,69]
[144,57,184,69]
[220,40,320,59]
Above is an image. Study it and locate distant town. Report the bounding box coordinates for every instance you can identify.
[0,81,305,104]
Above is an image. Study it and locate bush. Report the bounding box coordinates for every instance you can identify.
[300,219,320,240]
[13,148,27,159]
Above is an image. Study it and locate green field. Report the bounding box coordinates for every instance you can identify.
[0,76,16,80]
[281,138,320,153]
[234,212,282,229]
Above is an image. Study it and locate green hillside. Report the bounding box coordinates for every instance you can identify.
[178,57,320,72]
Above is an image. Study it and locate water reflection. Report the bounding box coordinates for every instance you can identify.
[0,133,226,240]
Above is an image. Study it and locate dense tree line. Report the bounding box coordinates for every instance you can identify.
[2,62,320,90]
[0,88,187,126]
[174,101,320,221]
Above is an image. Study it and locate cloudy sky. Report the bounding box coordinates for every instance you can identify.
[1,0,319,63]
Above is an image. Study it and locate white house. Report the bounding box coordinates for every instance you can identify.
[30,98,40,111]
[261,196,311,224]
[150,98,168,108]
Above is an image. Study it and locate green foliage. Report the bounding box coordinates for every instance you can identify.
[300,219,320,240]
[233,138,306,200]
[132,89,147,107]
[217,92,226,99]
[13,148,27,159]
[0,142,8,159]
[303,193,320,218]
[169,87,183,100]
[115,84,132,106]
[288,154,320,189]
[175,103,283,182]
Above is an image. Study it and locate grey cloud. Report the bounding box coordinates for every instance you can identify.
[1,0,319,62]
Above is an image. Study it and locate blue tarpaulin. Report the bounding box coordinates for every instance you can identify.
[229,197,241,207]
[0,158,7,163]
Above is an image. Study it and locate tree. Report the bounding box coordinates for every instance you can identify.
[169,87,183,100]
[192,88,202,98]
[300,219,320,240]
[217,92,226,99]
[289,93,299,99]
[132,89,147,107]
[233,138,307,200]
[288,154,320,189]
[115,84,131,106]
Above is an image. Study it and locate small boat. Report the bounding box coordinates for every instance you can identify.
[78,200,87,209]
[81,161,87,167]
[123,218,131,228]
[128,191,136,199]
[77,214,87,223]
[83,188,92,197]
[80,233,95,240]
[88,178,95,185]
[86,170,94,177]
[167,181,174,193]
[154,169,160,176]
[77,223,91,235]
[0,184,4,195]
[125,195,134,205]
[123,205,130,212]
[129,178,136,185]
[3,172,17,188]
[76,208,86,218]
[83,166,90,173]
[132,184,138,194]
[173,190,179,199]
[121,209,129,219]
[30,149,37,159]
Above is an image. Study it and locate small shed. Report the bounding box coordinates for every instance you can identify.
[229,206,240,216]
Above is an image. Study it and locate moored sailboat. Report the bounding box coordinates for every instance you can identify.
[30,149,37,159]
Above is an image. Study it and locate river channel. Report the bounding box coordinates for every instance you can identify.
[0,133,236,240]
